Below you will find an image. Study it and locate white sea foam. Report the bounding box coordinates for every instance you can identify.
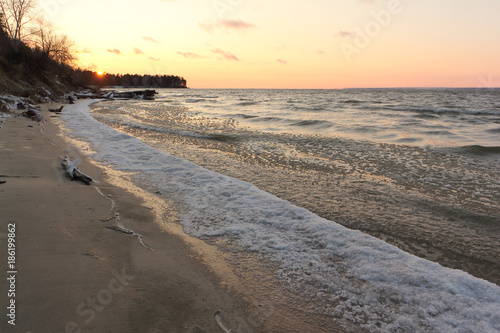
[62,100,500,332]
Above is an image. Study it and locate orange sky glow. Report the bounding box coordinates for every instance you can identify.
[38,0,500,89]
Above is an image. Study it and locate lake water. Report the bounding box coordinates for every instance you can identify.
[61,89,500,332]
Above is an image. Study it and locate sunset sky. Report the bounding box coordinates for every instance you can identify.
[38,0,500,89]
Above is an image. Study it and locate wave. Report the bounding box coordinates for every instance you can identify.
[236,101,260,106]
[349,102,500,116]
[185,98,204,103]
[422,130,455,136]
[204,133,238,142]
[248,116,285,122]
[352,126,381,133]
[396,137,424,143]
[185,98,218,104]
[187,94,219,99]
[288,105,328,112]
[289,120,333,128]
[460,145,500,155]
[385,106,500,116]
[232,113,259,119]
[342,99,364,104]
[413,113,439,119]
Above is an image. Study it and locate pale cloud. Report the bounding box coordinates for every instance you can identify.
[276,59,288,65]
[211,48,240,61]
[176,51,205,59]
[335,30,357,38]
[134,48,145,55]
[199,19,256,34]
[106,48,121,55]
[143,36,161,43]
[148,57,161,61]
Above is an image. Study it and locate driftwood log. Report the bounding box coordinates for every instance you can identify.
[49,106,64,113]
[21,109,42,122]
[61,157,93,185]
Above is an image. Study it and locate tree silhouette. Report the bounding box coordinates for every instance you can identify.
[0,0,37,41]
[31,18,76,65]
[72,70,187,89]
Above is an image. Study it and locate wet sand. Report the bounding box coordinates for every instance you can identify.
[0,105,347,332]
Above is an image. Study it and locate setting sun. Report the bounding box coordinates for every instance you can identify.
[97,71,103,75]
[44,0,500,88]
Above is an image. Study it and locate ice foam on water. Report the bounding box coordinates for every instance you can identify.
[63,100,500,332]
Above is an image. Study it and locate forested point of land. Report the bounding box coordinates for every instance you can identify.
[0,5,186,100]
[75,71,187,89]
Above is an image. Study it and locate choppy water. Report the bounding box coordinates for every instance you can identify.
[90,88,500,287]
[143,88,500,146]
[71,89,500,331]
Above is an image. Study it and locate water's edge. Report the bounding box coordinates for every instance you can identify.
[60,100,500,332]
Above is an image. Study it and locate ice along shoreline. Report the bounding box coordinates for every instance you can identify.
[61,100,500,332]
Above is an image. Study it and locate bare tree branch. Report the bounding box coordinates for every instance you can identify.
[0,0,37,40]
[31,17,77,65]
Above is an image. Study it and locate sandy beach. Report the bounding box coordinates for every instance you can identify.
[0,104,348,333]
[1,0,499,329]
[2,95,499,333]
